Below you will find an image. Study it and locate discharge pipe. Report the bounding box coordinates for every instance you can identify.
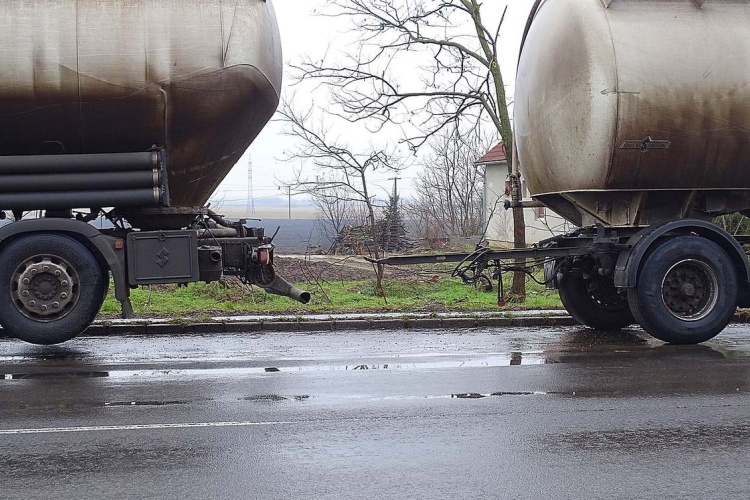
[0,151,159,174]
[0,189,160,210]
[197,227,238,239]
[207,209,235,228]
[0,170,156,192]
[259,275,312,304]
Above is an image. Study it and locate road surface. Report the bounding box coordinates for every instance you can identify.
[1,325,750,499]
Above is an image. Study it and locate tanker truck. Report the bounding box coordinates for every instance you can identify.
[0,0,310,345]
[377,0,750,344]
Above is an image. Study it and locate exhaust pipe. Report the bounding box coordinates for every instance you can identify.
[260,275,312,304]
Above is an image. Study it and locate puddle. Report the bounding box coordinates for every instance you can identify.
[0,353,549,381]
[104,355,547,379]
[240,394,311,403]
[104,400,193,407]
[452,391,552,399]
[2,371,110,380]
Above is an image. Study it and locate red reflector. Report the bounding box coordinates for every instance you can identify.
[258,249,270,265]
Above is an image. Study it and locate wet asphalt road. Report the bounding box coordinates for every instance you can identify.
[1,326,750,500]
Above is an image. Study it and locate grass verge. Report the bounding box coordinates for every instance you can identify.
[100,276,562,318]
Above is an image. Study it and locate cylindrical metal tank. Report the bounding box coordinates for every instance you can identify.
[0,0,282,210]
[515,0,750,226]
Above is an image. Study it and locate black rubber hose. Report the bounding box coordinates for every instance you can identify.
[0,151,158,174]
[0,189,159,210]
[0,170,156,192]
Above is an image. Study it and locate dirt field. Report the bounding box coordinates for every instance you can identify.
[274,255,449,282]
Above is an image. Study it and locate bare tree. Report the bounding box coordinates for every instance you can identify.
[293,0,526,297]
[309,178,355,253]
[278,99,403,296]
[410,129,489,244]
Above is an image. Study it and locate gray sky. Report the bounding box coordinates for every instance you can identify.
[210,0,535,213]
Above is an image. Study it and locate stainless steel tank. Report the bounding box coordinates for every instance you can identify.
[0,0,282,210]
[515,0,750,227]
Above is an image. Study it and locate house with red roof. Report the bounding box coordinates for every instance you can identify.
[475,142,569,247]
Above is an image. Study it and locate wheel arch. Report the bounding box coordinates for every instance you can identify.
[0,220,129,303]
[614,219,750,301]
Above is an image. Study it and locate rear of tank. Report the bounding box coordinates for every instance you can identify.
[515,0,750,227]
[0,0,282,209]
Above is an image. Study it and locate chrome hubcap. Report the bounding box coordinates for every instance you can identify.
[661,259,718,322]
[11,255,79,321]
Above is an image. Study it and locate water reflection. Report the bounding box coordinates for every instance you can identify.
[0,327,745,383]
[541,328,730,365]
[3,371,109,380]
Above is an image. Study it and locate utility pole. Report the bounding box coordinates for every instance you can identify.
[279,185,294,220]
[287,186,292,220]
[388,177,402,198]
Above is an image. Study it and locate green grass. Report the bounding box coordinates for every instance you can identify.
[100,276,562,318]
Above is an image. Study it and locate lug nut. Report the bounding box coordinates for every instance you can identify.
[29,300,36,307]
[43,266,49,272]
[60,292,68,299]
[22,278,30,285]
[55,270,62,276]
[41,305,48,312]
[21,291,29,297]
[30,269,38,275]
[52,302,60,308]
[61,280,69,287]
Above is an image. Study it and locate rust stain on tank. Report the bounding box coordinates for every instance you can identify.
[608,84,750,190]
[515,0,750,224]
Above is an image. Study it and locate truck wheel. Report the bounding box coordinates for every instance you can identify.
[558,272,634,330]
[0,234,107,345]
[88,273,110,324]
[627,236,738,344]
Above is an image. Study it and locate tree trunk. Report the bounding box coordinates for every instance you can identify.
[511,205,526,298]
[364,190,386,300]
[509,143,527,300]
[465,0,527,299]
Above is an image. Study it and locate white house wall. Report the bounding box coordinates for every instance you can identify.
[483,160,570,247]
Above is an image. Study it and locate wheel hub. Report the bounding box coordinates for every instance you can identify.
[12,257,78,320]
[661,259,718,322]
[681,283,696,297]
[587,277,628,311]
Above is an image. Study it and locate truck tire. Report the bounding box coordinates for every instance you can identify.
[558,272,634,330]
[627,236,738,344]
[0,234,107,345]
[88,273,110,324]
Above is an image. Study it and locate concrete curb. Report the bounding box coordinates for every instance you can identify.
[78,312,750,336]
[2,311,749,338]
[79,314,580,337]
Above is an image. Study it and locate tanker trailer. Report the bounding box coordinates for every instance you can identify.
[376,0,750,344]
[0,0,310,345]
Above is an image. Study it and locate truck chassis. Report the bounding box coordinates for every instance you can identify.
[375,219,750,345]
[0,150,309,345]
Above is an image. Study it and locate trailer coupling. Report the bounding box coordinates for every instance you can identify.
[368,238,594,307]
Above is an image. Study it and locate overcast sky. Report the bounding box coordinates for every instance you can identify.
[210,0,535,211]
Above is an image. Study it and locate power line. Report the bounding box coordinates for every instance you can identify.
[388,177,402,198]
